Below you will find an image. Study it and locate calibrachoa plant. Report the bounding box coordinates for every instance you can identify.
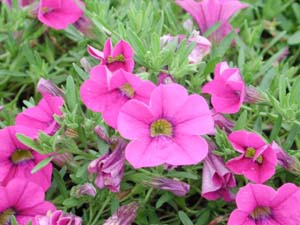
[1,0,300,224]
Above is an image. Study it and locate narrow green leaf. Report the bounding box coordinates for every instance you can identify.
[178,211,194,225]
[16,133,41,152]
[31,156,53,174]
[156,193,173,208]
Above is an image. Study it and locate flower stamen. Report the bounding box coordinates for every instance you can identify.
[150,119,173,137]
[107,54,125,64]
[0,208,15,225]
[119,83,135,98]
[245,147,263,164]
[250,206,272,221]
[11,150,34,165]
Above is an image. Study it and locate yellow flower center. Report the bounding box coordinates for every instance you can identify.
[119,83,135,98]
[245,147,263,164]
[150,119,173,137]
[0,208,15,225]
[11,150,34,165]
[250,206,271,220]
[107,54,125,64]
[41,7,53,14]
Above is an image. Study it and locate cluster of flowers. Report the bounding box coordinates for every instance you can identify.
[1,0,299,224]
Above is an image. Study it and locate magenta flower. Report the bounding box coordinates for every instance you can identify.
[160,30,211,64]
[38,0,84,30]
[88,138,127,192]
[202,152,236,202]
[1,0,34,8]
[118,83,214,168]
[35,210,82,225]
[145,177,190,196]
[80,65,155,128]
[103,202,139,225]
[0,178,55,225]
[0,126,52,191]
[87,39,134,73]
[226,130,277,183]
[15,94,64,139]
[202,62,245,114]
[175,0,248,43]
[228,183,300,225]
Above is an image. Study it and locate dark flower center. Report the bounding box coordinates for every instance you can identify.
[150,119,173,137]
[107,54,125,64]
[245,147,263,164]
[119,83,135,99]
[250,206,272,220]
[11,150,34,165]
[0,208,15,225]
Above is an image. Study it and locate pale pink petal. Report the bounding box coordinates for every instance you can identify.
[167,135,208,165]
[149,84,188,118]
[38,0,84,30]
[228,130,266,152]
[228,210,255,225]
[80,65,110,112]
[134,80,156,103]
[102,91,127,129]
[0,187,10,211]
[236,184,276,212]
[103,39,112,59]
[125,139,166,168]
[87,45,104,60]
[174,94,214,135]
[118,100,153,140]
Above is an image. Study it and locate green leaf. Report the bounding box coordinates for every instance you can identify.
[73,63,89,80]
[53,168,68,198]
[31,156,53,174]
[288,31,300,45]
[234,110,248,130]
[178,211,194,225]
[66,75,78,111]
[156,192,173,208]
[10,216,19,225]
[16,133,41,153]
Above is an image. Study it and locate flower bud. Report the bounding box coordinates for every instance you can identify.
[88,138,126,192]
[103,202,139,225]
[35,210,82,225]
[94,125,110,143]
[73,183,97,197]
[157,72,175,85]
[80,57,92,73]
[144,177,190,196]
[52,153,74,168]
[37,78,64,97]
[244,86,266,104]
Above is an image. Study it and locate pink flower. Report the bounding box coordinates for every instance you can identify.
[160,30,211,63]
[87,39,134,73]
[226,130,277,183]
[175,0,248,43]
[35,210,82,225]
[15,94,64,139]
[88,138,127,192]
[228,183,300,225]
[202,152,236,202]
[0,126,52,191]
[202,62,245,114]
[144,177,190,196]
[0,178,55,225]
[80,65,155,129]
[103,202,139,225]
[118,83,214,168]
[38,0,84,30]
[1,0,34,8]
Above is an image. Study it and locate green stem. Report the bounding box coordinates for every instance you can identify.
[91,197,110,225]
